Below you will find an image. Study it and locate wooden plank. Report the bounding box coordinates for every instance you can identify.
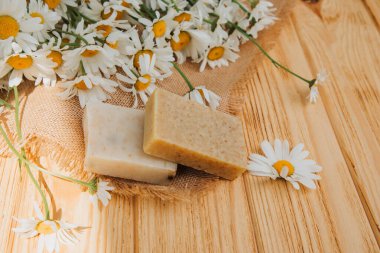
[293,0,380,243]
[233,3,378,252]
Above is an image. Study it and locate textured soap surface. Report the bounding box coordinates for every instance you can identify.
[83,101,177,185]
[143,89,247,180]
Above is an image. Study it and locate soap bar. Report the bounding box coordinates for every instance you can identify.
[83,102,177,185]
[143,89,247,180]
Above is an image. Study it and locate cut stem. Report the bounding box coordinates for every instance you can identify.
[230,23,315,86]
[0,125,50,219]
[172,62,195,91]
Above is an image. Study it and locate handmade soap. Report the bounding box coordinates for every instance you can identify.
[143,89,247,180]
[83,102,177,185]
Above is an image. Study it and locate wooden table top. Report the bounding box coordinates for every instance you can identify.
[1,0,380,252]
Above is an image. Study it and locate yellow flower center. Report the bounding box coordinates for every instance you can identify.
[135,74,151,91]
[133,50,153,68]
[122,1,131,7]
[152,20,166,38]
[35,221,60,235]
[96,25,112,37]
[101,10,123,20]
[30,12,45,24]
[44,0,61,9]
[170,31,191,51]
[207,47,225,61]
[81,49,99,57]
[7,55,33,70]
[107,41,118,49]
[272,160,295,176]
[173,13,191,23]
[47,51,63,69]
[75,80,89,90]
[0,15,19,40]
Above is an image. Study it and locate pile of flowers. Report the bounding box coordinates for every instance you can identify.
[0,0,324,251]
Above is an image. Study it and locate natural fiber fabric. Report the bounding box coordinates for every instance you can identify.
[1,0,292,200]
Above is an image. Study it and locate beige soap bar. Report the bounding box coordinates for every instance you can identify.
[143,89,247,180]
[83,101,177,185]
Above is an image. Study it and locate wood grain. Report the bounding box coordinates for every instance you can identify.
[1,0,380,252]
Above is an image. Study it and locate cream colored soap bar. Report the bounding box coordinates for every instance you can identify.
[143,89,247,180]
[83,102,177,185]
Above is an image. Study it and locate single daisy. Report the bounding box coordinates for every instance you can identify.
[125,30,174,75]
[185,86,221,109]
[43,0,77,19]
[308,69,328,103]
[247,139,322,190]
[116,54,163,107]
[80,0,128,21]
[139,11,177,45]
[28,0,61,42]
[62,44,119,79]
[245,0,277,39]
[0,0,43,57]
[88,178,115,208]
[199,35,239,72]
[13,202,87,253]
[41,33,68,80]
[58,74,118,108]
[171,21,211,63]
[0,43,55,87]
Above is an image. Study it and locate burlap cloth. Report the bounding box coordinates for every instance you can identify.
[1,1,292,200]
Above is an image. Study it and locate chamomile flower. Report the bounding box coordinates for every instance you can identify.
[43,0,77,18]
[199,36,239,72]
[308,69,328,103]
[0,0,43,57]
[126,31,174,75]
[139,11,177,45]
[28,0,61,42]
[62,44,119,79]
[171,21,211,63]
[116,54,162,107]
[58,74,118,108]
[248,139,322,190]
[41,33,67,79]
[81,0,128,21]
[88,178,115,208]
[13,203,86,253]
[245,0,277,39]
[0,44,55,87]
[185,86,221,109]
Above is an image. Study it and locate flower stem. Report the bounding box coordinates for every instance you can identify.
[0,125,92,189]
[0,125,51,219]
[230,22,314,86]
[12,87,51,220]
[172,62,194,91]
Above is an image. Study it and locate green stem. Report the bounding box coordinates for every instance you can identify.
[172,62,195,91]
[54,29,89,45]
[0,125,50,219]
[0,125,92,189]
[230,23,314,85]
[13,87,21,141]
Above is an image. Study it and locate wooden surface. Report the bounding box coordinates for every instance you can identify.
[1,0,380,252]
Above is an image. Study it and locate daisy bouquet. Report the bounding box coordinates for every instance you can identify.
[0,0,324,251]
